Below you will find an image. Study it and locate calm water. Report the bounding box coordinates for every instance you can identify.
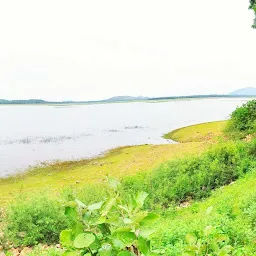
[0,98,253,177]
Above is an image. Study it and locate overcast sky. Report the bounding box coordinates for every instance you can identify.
[0,0,256,101]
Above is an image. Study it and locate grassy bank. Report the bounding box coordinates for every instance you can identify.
[153,168,256,255]
[0,121,225,205]
[164,120,227,142]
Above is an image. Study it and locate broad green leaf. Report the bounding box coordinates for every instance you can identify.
[113,231,136,247]
[83,211,92,223]
[185,233,197,245]
[71,222,84,237]
[139,227,156,238]
[140,213,159,226]
[88,201,104,211]
[112,238,125,249]
[104,215,120,226]
[65,206,78,219]
[113,227,132,233]
[92,216,106,225]
[101,198,116,216]
[135,192,148,208]
[60,230,73,247]
[62,251,79,256]
[73,233,95,249]
[133,211,148,224]
[138,237,150,255]
[75,199,86,208]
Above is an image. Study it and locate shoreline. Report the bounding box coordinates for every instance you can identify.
[0,120,226,205]
[1,120,226,181]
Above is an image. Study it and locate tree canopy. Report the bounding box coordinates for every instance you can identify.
[249,0,256,28]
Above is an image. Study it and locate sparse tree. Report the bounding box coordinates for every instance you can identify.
[249,0,256,28]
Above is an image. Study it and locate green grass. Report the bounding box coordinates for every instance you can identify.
[0,121,226,205]
[164,120,227,142]
[0,143,206,205]
[152,169,256,255]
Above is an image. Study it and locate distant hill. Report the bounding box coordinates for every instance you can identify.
[1,93,255,105]
[105,96,149,102]
[0,99,47,104]
[229,87,256,96]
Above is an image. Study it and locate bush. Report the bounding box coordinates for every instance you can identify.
[5,194,68,246]
[121,140,256,209]
[225,100,256,138]
[60,180,158,255]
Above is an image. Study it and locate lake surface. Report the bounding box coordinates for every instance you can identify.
[0,98,253,177]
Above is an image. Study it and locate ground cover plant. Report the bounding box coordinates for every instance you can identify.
[1,100,256,255]
[3,194,68,247]
[121,139,256,210]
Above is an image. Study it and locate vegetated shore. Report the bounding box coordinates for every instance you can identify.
[0,120,227,205]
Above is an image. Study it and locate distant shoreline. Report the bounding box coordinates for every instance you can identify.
[0,95,255,105]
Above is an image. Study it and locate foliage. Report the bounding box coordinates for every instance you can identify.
[122,140,256,209]
[225,100,256,138]
[5,194,68,246]
[152,169,256,255]
[182,225,233,256]
[60,180,158,255]
[249,0,256,28]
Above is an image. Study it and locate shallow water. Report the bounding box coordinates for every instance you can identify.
[0,98,253,177]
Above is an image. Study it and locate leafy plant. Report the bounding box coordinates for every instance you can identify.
[182,225,233,256]
[5,194,68,246]
[60,179,158,255]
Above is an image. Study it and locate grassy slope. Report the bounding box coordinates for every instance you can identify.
[153,169,256,254]
[164,120,227,142]
[0,121,225,205]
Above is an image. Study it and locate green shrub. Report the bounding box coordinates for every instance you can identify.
[5,194,68,246]
[60,179,159,255]
[121,140,256,210]
[225,100,256,138]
